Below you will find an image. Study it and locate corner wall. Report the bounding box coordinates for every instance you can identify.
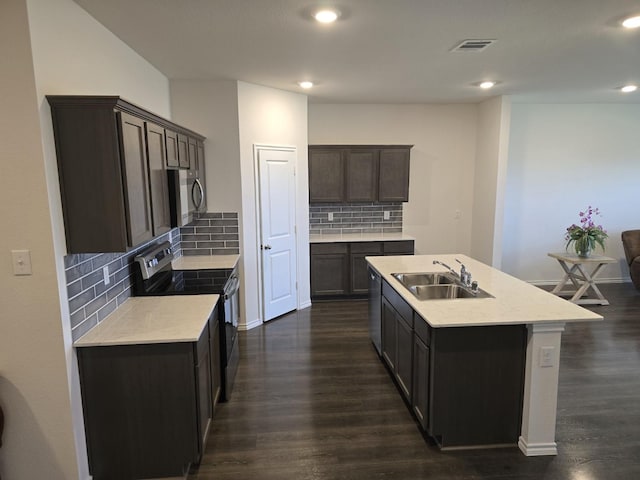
[0,0,172,478]
[502,103,640,282]
[237,82,310,328]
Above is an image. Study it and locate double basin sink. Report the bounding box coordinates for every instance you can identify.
[392,272,493,300]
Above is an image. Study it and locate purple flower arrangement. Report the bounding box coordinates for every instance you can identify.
[565,206,608,257]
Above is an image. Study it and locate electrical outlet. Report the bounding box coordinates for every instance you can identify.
[539,346,555,367]
[383,211,391,220]
[328,212,334,222]
[103,266,110,285]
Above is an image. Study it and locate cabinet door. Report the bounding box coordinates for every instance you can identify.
[381,297,397,371]
[310,244,349,297]
[145,122,172,235]
[165,130,180,168]
[396,314,413,402]
[177,133,190,168]
[412,334,430,430]
[350,242,383,294]
[379,148,410,202]
[346,149,378,202]
[118,112,153,247]
[309,148,345,202]
[209,312,222,410]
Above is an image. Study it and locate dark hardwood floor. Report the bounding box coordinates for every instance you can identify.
[190,283,640,480]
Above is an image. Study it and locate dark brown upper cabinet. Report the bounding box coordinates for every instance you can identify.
[165,129,180,169]
[177,133,190,169]
[308,148,345,202]
[47,95,205,253]
[145,122,172,236]
[309,145,412,204]
[346,149,378,202]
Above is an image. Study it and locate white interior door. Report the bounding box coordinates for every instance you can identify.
[258,147,297,321]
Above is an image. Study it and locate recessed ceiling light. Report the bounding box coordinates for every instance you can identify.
[620,84,638,93]
[298,81,314,89]
[622,15,640,28]
[314,9,339,23]
[479,81,496,89]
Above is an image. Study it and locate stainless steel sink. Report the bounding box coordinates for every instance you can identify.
[409,284,494,300]
[392,272,457,287]
[392,271,493,300]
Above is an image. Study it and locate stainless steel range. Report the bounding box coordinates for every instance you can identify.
[133,241,239,401]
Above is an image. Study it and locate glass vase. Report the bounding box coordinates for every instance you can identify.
[574,238,592,257]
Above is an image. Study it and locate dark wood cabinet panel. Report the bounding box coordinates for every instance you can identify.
[309,149,345,202]
[178,134,190,169]
[350,242,383,294]
[412,334,430,430]
[379,149,411,202]
[346,149,378,202]
[311,241,413,299]
[396,313,413,402]
[310,243,349,297]
[166,129,180,169]
[309,145,411,204]
[381,297,397,371]
[118,112,154,247]
[145,122,172,236]
[188,137,198,178]
[47,96,205,252]
[209,314,222,411]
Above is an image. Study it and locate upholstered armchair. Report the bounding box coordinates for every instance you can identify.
[621,230,640,290]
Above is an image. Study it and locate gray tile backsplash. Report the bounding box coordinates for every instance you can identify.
[309,202,403,235]
[65,229,182,342]
[181,212,240,256]
[64,212,239,342]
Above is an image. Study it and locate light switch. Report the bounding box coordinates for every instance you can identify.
[539,346,555,367]
[12,250,32,276]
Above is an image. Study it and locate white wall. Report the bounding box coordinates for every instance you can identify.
[0,0,171,478]
[502,103,640,283]
[470,96,511,267]
[237,82,310,329]
[170,80,242,212]
[308,104,478,255]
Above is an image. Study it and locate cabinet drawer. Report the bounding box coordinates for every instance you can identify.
[384,240,415,254]
[311,243,349,254]
[414,313,431,346]
[383,280,413,327]
[350,241,383,254]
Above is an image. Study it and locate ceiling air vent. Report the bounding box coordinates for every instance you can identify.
[451,39,496,52]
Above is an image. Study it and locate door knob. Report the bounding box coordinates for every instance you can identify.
[262,244,272,250]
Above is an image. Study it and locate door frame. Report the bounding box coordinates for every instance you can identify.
[253,144,298,323]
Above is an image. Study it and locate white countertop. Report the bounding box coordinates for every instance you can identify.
[74,295,219,347]
[310,232,415,243]
[172,254,239,270]
[366,254,602,328]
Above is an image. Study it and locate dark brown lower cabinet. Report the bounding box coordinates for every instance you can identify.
[377,283,527,449]
[311,240,414,299]
[77,308,220,480]
[381,287,413,403]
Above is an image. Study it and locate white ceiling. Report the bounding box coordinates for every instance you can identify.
[73,0,640,104]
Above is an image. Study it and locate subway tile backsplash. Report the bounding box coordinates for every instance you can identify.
[64,229,182,342]
[65,211,240,342]
[181,212,240,256]
[309,202,403,235]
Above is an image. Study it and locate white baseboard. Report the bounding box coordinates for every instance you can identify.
[518,436,557,456]
[531,277,629,287]
[239,317,262,331]
[298,299,312,310]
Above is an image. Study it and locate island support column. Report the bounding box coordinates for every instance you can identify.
[519,322,565,456]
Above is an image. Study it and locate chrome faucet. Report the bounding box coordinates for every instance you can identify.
[432,260,459,279]
[433,258,479,293]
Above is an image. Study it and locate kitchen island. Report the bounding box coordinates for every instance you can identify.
[366,254,602,456]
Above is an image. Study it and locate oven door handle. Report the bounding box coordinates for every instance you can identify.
[224,275,240,299]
